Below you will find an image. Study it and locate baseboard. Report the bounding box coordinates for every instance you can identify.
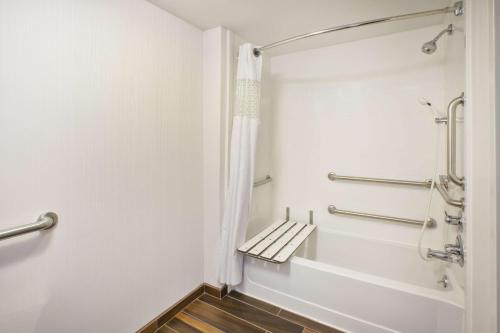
[136,283,227,333]
[203,282,228,299]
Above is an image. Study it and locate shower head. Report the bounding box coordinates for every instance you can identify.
[421,41,437,54]
[418,97,439,117]
[418,97,432,107]
[418,97,447,123]
[421,24,454,54]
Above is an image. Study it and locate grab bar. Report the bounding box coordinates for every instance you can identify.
[328,172,432,188]
[447,93,464,187]
[254,175,272,187]
[0,212,58,241]
[328,205,436,227]
[436,182,465,208]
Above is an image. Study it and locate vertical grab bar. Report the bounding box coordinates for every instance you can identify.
[447,93,464,187]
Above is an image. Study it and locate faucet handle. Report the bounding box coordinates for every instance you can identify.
[445,211,463,228]
[427,248,452,262]
[445,235,465,267]
[445,244,461,255]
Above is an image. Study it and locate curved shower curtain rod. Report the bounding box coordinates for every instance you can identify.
[253,1,463,57]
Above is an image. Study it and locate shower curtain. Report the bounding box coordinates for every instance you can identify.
[218,43,262,286]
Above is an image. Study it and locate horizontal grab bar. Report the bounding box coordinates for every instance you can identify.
[0,212,58,241]
[254,175,272,187]
[328,172,432,188]
[328,205,436,227]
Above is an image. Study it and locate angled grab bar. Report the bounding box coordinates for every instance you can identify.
[436,182,465,208]
[447,93,465,187]
[328,205,436,227]
[0,212,58,241]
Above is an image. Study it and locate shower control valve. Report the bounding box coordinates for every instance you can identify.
[434,116,448,124]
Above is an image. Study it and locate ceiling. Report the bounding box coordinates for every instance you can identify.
[147,0,452,55]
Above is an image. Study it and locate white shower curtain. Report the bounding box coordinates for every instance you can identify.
[218,43,262,286]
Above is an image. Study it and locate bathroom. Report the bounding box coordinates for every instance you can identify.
[0,1,498,332]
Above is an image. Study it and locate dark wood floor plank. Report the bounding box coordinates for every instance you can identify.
[156,324,177,333]
[184,299,265,333]
[302,329,317,333]
[279,309,343,333]
[177,312,223,333]
[228,290,281,315]
[167,317,202,333]
[198,294,303,333]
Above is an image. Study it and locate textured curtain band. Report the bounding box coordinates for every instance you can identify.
[234,79,261,118]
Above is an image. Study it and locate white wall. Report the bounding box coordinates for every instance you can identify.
[202,27,232,287]
[496,0,500,329]
[0,1,203,332]
[464,0,498,331]
[252,26,454,249]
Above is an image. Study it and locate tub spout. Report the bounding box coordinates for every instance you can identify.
[427,235,464,267]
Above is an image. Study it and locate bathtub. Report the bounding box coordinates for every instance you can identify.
[237,228,464,333]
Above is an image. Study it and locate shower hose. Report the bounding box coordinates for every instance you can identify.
[418,120,442,261]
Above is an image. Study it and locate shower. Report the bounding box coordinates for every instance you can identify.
[235,2,468,333]
[421,24,454,54]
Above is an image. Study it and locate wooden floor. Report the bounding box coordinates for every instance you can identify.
[155,290,343,333]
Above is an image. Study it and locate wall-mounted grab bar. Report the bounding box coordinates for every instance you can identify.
[254,175,272,187]
[328,172,432,188]
[328,205,436,227]
[436,182,465,208]
[0,212,58,241]
[447,93,464,187]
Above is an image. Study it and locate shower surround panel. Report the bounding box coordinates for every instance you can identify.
[244,24,465,332]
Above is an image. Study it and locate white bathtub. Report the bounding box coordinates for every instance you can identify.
[238,228,464,333]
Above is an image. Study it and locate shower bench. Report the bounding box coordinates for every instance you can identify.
[238,208,316,263]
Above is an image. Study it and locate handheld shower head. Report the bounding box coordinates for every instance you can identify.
[418,97,439,117]
[418,97,432,107]
[421,24,454,54]
[418,97,447,123]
